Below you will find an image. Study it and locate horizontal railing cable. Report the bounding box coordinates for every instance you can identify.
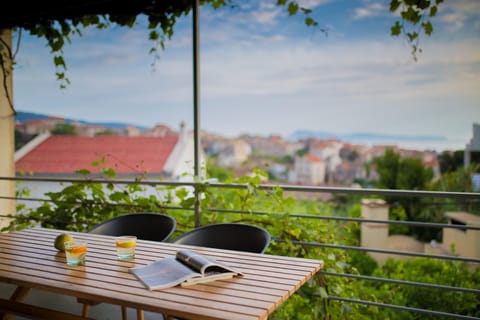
[320,271,480,294]
[1,176,194,187]
[4,194,479,231]
[273,238,480,264]
[323,296,480,320]
[290,213,480,231]
[208,207,480,231]
[211,182,480,200]
[2,176,480,200]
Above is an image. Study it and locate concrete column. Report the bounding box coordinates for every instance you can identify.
[443,212,480,259]
[464,144,470,167]
[361,198,389,264]
[0,29,15,229]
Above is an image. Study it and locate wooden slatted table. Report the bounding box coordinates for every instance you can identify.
[0,227,324,320]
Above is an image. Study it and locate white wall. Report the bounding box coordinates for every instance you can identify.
[0,30,15,227]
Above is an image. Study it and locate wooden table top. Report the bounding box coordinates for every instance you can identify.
[0,227,324,320]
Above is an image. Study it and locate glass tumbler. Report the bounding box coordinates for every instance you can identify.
[64,241,87,266]
[116,236,137,260]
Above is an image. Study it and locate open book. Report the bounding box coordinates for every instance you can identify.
[129,249,243,290]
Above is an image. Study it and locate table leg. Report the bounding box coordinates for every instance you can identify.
[1,286,31,320]
[9,286,30,301]
[136,308,144,320]
[82,303,91,317]
[121,306,128,320]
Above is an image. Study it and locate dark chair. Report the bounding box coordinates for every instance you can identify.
[167,223,270,320]
[87,212,176,241]
[81,212,176,320]
[171,223,271,254]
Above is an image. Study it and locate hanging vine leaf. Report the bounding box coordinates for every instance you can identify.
[390,0,443,61]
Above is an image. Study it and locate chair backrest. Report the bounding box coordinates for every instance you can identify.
[88,213,176,242]
[171,223,271,253]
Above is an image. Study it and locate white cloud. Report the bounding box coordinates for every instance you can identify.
[353,1,387,20]
[250,7,282,25]
[297,0,332,8]
[435,0,480,32]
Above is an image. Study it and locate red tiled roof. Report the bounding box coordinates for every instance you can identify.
[16,135,179,175]
[304,154,322,162]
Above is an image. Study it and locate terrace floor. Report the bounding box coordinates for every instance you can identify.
[0,283,163,319]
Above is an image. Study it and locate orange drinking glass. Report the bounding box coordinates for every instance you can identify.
[64,241,87,266]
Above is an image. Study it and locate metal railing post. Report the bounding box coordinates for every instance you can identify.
[192,0,201,227]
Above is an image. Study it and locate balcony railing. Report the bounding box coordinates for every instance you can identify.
[0,175,479,319]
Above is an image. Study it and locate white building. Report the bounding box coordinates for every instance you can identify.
[289,154,326,185]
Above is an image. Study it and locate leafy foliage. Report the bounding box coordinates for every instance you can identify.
[51,123,77,135]
[372,148,480,240]
[389,0,444,60]
[429,164,480,215]
[438,150,465,174]
[369,257,480,319]
[373,148,435,239]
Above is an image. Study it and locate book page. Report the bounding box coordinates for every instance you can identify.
[176,249,212,273]
[180,271,237,287]
[176,249,241,276]
[130,256,201,290]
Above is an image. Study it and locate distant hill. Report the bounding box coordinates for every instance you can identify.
[288,130,447,143]
[15,111,50,122]
[15,111,146,130]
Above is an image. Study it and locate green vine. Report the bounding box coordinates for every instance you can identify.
[390,0,444,61]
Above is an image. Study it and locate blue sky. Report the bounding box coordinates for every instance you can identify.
[13,0,480,151]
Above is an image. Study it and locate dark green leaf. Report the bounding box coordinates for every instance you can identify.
[390,0,401,12]
[418,0,431,10]
[288,2,299,16]
[422,21,433,35]
[53,56,66,68]
[180,197,195,208]
[300,8,312,14]
[75,169,91,176]
[305,17,317,27]
[149,30,159,41]
[391,21,402,36]
[403,7,421,24]
[407,32,418,42]
[102,168,116,179]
